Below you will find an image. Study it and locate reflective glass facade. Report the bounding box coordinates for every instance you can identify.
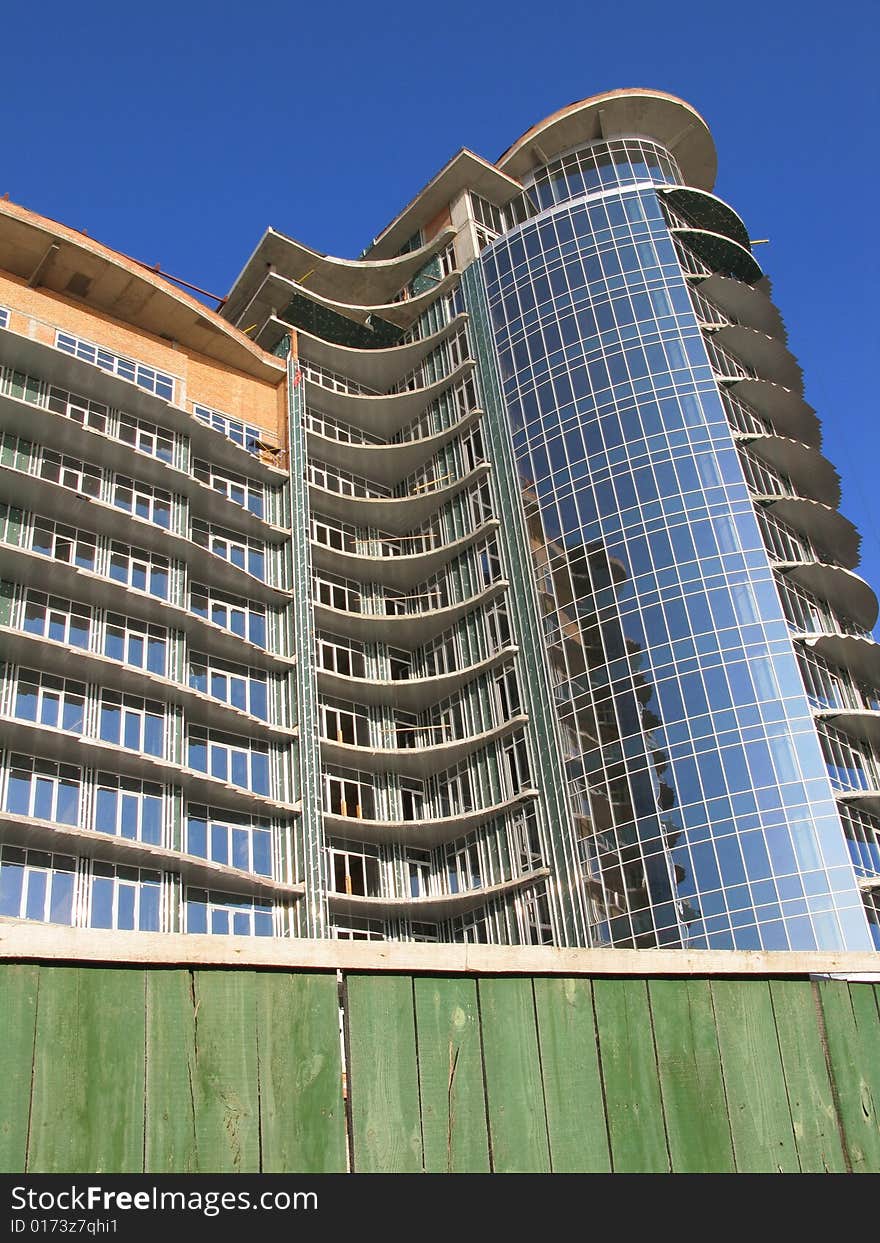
[473,163,875,950]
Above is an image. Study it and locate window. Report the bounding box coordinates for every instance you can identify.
[13,668,85,733]
[193,459,265,518]
[94,774,163,844]
[193,404,278,458]
[103,612,167,675]
[108,542,169,599]
[186,806,272,876]
[47,385,108,433]
[39,449,102,497]
[0,846,75,924]
[185,887,274,936]
[188,652,268,719]
[4,754,80,824]
[22,590,91,649]
[118,412,174,463]
[330,843,380,896]
[187,727,270,795]
[0,307,8,329]
[190,583,267,647]
[407,848,431,897]
[56,331,175,400]
[89,862,161,931]
[32,517,96,572]
[113,476,172,528]
[316,634,367,679]
[192,519,266,580]
[323,769,375,820]
[99,691,165,757]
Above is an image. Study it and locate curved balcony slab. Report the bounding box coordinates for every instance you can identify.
[497,89,716,189]
[814,709,880,749]
[801,634,880,690]
[0,811,303,901]
[311,520,500,591]
[0,330,287,484]
[316,646,518,712]
[312,579,509,646]
[736,433,839,507]
[306,408,482,488]
[0,468,288,606]
[327,866,550,921]
[778,563,878,633]
[321,789,539,848]
[0,626,294,741]
[835,789,880,819]
[660,187,750,248]
[725,378,820,447]
[319,714,529,778]
[294,312,469,391]
[858,874,880,892]
[304,359,476,438]
[758,497,859,568]
[709,325,803,393]
[308,464,490,534]
[224,225,458,323]
[0,717,300,819]
[0,543,294,673]
[696,274,787,341]
[674,228,762,283]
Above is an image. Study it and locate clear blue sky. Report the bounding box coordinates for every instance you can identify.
[4,1,879,609]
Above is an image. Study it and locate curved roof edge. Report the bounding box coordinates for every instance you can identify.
[498,89,717,190]
[0,198,285,383]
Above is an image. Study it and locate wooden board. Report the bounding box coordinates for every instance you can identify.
[346,973,422,1172]
[413,976,489,1172]
[28,966,145,1172]
[768,979,845,1173]
[711,978,799,1172]
[533,976,610,1172]
[818,981,880,1173]
[144,968,198,1173]
[478,976,550,1172]
[593,977,669,1172]
[256,970,347,1172]
[189,969,260,1173]
[648,978,734,1173]
[0,963,39,1173]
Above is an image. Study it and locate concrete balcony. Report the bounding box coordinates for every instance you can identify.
[312,579,509,645]
[736,432,839,507]
[327,866,550,921]
[660,187,751,248]
[814,708,880,749]
[778,563,878,633]
[800,634,880,692]
[724,377,820,447]
[304,359,476,438]
[695,275,787,341]
[707,325,803,393]
[308,464,490,534]
[756,496,859,569]
[316,645,518,711]
[310,520,500,591]
[321,789,539,848]
[295,312,469,391]
[306,408,482,488]
[319,714,529,778]
[674,227,762,283]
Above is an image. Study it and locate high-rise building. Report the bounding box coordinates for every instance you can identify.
[0,89,877,951]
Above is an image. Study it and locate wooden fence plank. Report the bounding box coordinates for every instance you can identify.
[256,971,347,1172]
[532,977,609,1172]
[0,963,39,1173]
[144,968,198,1173]
[768,980,845,1173]
[413,976,489,1172]
[711,978,799,1172]
[817,979,880,1172]
[189,969,260,1173]
[28,966,145,1172]
[593,977,668,1172]
[648,978,734,1173]
[478,977,550,1172]
[346,974,422,1172]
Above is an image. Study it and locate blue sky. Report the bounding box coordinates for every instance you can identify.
[4,1,879,602]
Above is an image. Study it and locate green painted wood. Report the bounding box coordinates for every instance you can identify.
[817,980,880,1172]
[346,974,422,1172]
[532,976,610,1172]
[593,977,668,1172]
[648,978,734,1173]
[144,969,198,1173]
[256,971,347,1172]
[767,980,846,1173]
[711,978,799,1172]
[190,970,260,1173]
[478,977,550,1172]
[0,963,39,1173]
[28,966,145,1173]
[413,976,489,1172]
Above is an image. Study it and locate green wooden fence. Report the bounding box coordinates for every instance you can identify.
[2,962,879,1173]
